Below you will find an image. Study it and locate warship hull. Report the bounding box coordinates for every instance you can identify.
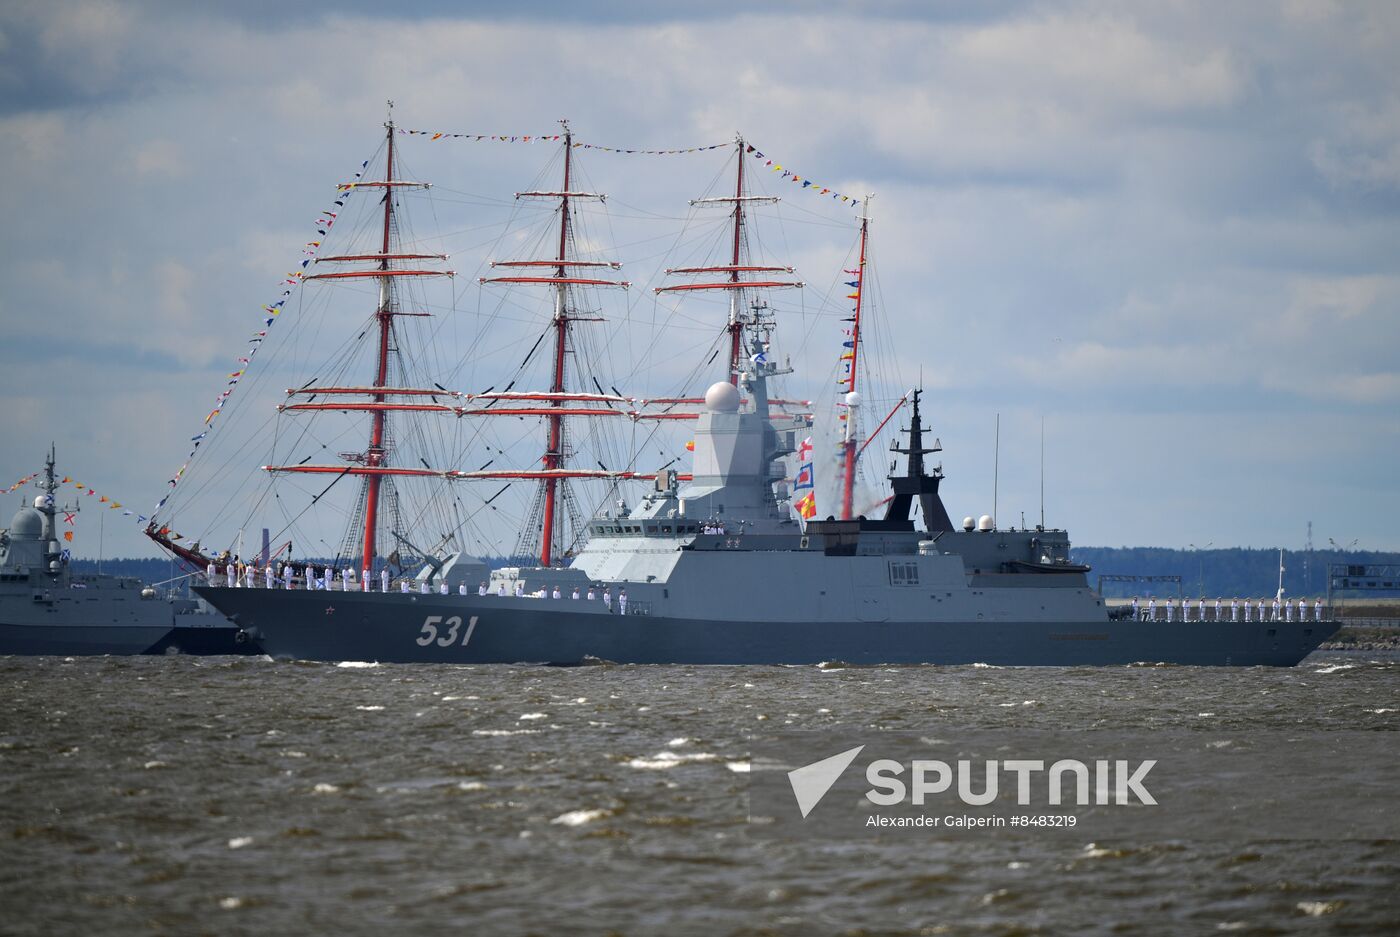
[143,623,262,656]
[0,620,174,657]
[197,587,1338,667]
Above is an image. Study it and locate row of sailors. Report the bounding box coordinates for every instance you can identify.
[1130,596,1325,622]
[207,561,629,612]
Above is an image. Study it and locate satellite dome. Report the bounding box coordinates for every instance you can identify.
[704,381,740,412]
[844,391,863,408]
[8,507,43,540]
[962,516,975,531]
[978,514,994,532]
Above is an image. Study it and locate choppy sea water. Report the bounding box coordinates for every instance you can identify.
[1,651,1396,936]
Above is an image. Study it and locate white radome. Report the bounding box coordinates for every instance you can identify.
[844,391,862,409]
[962,516,976,531]
[704,381,740,412]
[978,514,994,532]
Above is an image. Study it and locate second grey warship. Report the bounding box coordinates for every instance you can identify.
[0,450,255,656]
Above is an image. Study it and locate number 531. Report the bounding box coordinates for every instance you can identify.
[416,614,478,647]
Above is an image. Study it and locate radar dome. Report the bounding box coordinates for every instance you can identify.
[704,381,740,412]
[977,514,994,532]
[8,507,43,540]
[844,391,863,408]
[962,516,975,532]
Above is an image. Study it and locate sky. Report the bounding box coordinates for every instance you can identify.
[1,0,1397,560]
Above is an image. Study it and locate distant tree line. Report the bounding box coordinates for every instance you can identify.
[1071,547,1400,599]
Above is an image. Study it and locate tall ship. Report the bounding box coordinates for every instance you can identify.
[0,449,254,656]
[157,121,1339,666]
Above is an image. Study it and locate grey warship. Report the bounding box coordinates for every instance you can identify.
[0,450,256,656]
[194,328,1338,666]
[168,122,1336,666]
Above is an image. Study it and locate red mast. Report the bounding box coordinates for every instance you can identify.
[360,119,396,573]
[539,127,575,568]
[656,136,801,382]
[726,142,745,383]
[839,199,870,520]
[279,112,451,569]
[478,121,629,566]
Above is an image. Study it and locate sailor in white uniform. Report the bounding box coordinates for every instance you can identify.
[618,590,628,615]
[400,579,410,594]
[459,580,468,596]
[1146,598,1157,621]
[1131,597,1139,620]
[381,568,390,593]
[603,587,612,610]
[1165,599,1175,622]
[265,565,275,590]
[497,581,507,597]
[1314,598,1323,621]
[514,581,525,597]
[571,588,580,600]
[478,582,488,596]
[1230,598,1239,622]
[207,561,217,584]
[1213,598,1222,622]
[419,579,430,594]
[362,569,370,592]
[438,580,449,595]
[552,587,561,599]
[587,587,596,601]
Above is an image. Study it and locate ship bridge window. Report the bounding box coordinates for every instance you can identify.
[888,561,919,586]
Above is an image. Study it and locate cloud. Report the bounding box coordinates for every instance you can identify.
[1,1,1398,557]
[133,140,185,176]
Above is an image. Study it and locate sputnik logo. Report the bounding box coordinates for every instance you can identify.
[787,745,864,819]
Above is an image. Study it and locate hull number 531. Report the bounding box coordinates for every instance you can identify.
[416,615,479,647]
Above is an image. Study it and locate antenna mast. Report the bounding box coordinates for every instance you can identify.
[992,413,1000,530]
[1039,415,1045,528]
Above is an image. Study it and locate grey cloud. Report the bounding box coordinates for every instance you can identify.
[2,1,1398,558]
